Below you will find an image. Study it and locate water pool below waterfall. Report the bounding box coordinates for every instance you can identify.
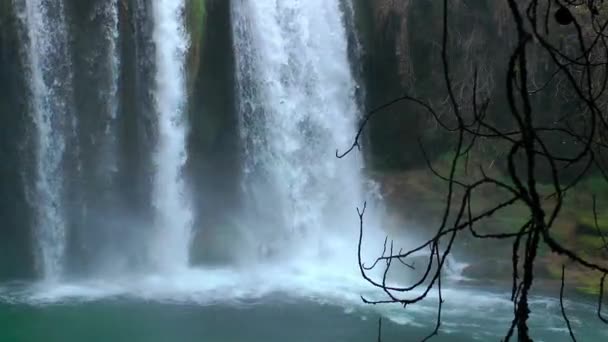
[0,269,606,341]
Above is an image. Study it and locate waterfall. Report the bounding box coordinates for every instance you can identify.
[10,0,373,281]
[231,0,367,260]
[16,0,73,280]
[150,0,193,269]
[14,0,194,277]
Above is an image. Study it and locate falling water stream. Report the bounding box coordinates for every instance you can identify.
[17,0,73,281]
[101,0,120,174]
[150,0,193,271]
[231,0,371,265]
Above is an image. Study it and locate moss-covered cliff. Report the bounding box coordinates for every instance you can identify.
[186,0,206,94]
[186,0,241,265]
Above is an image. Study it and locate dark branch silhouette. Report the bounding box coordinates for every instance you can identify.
[339,0,608,340]
[560,265,577,341]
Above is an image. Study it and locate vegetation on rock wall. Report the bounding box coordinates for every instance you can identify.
[186,0,206,94]
[354,0,608,294]
[186,0,240,265]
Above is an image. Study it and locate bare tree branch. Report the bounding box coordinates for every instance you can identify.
[345,1,608,340]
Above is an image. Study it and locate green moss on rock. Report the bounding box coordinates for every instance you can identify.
[577,213,608,234]
[579,234,608,250]
[186,0,206,94]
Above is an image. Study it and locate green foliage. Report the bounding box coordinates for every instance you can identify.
[573,270,605,296]
[581,175,608,194]
[577,213,608,234]
[431,151,469,179]
[187,0,206,47]
[490,203,530,232]
[578,234,608,250]
[186,0,207,93]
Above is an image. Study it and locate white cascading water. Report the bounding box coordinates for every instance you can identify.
[231,0,372,265]
[102,0,120,173]
[17,0,72,281]
[150,0,193,270]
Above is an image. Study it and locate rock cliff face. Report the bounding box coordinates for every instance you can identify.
[353,0,517,170]
[355,1,587,175]
[354,1,608,292]
[186,0,241,265]
[185,0,206,94]
[0,1,34,279]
